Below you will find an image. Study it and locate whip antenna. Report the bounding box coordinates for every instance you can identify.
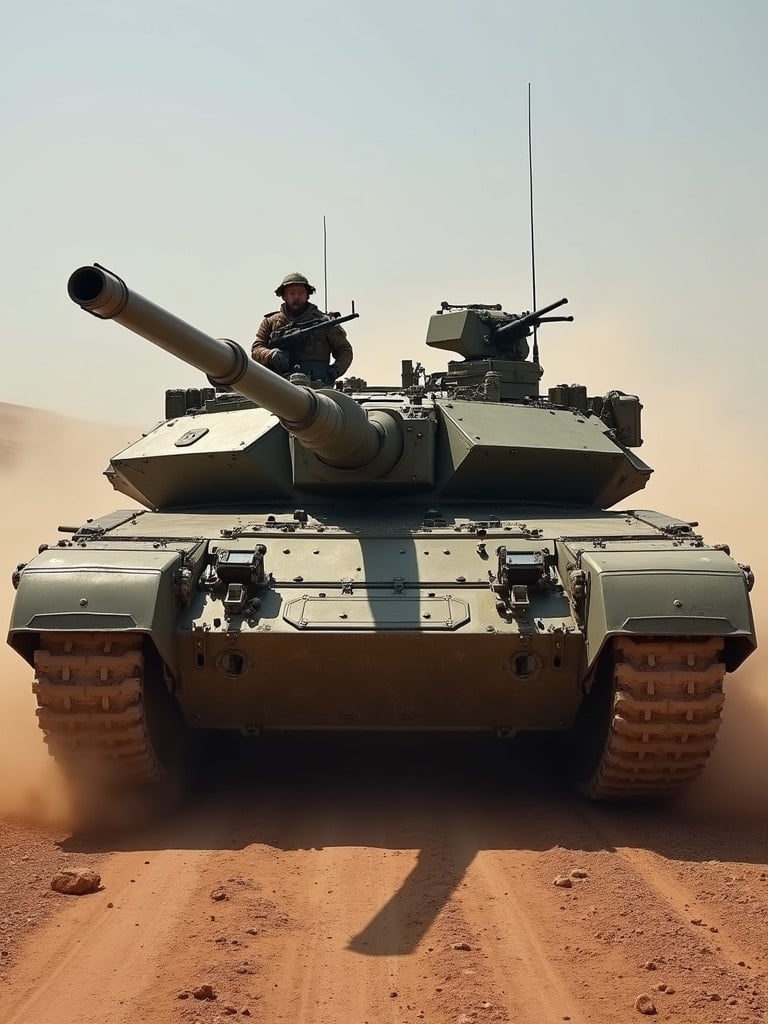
[527,84,539,364]
[323,215,328,314]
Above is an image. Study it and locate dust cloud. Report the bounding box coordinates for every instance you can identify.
[609,354,768,818]
[0,404,138,824]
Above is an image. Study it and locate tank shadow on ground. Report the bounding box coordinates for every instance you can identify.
[57,733,768,956]
[60,733,768,865]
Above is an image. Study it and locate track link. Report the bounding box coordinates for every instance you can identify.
[32,632,166,789]
[585,636,726,800]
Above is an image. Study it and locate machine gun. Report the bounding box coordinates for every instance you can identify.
[268,304,359,353]
[493,297,573,339]
[493,297,573,362]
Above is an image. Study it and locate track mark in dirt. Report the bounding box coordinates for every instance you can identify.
[0,811,231,1024]
[3,740,768,1023]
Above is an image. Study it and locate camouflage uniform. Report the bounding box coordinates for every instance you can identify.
[251,303,354,381]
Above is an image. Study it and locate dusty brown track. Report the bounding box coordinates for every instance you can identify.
[586,636,726,799]
[32,632,166,789]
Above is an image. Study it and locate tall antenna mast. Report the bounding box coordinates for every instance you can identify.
[527,83,539,364]
[322,215,328,314]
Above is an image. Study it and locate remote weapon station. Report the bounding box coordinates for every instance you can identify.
[6,265,756,807]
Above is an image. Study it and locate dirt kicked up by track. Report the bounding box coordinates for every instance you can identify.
[1,738,768,1024]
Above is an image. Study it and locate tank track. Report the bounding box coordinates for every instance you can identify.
[585,636,726,800]
[32,632,167,791]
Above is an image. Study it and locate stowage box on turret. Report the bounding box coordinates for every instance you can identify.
[6,266,756,807]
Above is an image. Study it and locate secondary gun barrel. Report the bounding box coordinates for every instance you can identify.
[494,297,571,338]
[67,265,381,469]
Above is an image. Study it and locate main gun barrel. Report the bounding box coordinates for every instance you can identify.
[67,265,382,469]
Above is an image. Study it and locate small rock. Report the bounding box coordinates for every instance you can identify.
[553,876,573,889]
[106,902,114,909]
[390,991,398,998]
[479,1001,492,1010]
[654,984,667,992]
[643,961,657,971]
[690,917,702,926]
[727,997,738,1006]
[223,1006,238,1016]
[177,991,190,1000]
[709,993,722,1002]
[192,984,217,1001]
[570,868,588,879]
[50,869,101,896]
[245,928,259,935]
[452,942,472,951]
[634,993,657,1015]
[709,926,719,933]
[210,887,228,902]
[241,1010,251,1017]
[664,986,675,995]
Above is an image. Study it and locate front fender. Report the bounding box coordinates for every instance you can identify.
[573,548,756,672]
[8,547,181,673]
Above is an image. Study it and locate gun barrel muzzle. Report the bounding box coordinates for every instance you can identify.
[67,265,311,424]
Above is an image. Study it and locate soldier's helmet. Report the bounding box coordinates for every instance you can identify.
[275,272,316,297]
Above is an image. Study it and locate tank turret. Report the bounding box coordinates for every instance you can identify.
[67,266,653,509]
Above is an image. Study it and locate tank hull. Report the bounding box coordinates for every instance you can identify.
[9,504,754,802]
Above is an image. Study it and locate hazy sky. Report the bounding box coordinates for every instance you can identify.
[2,0,766,443]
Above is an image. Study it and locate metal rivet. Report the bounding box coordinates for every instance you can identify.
[79,597,88,607]
[673,599,683,608]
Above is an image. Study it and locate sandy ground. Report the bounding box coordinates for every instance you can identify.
[1,402,768,1024]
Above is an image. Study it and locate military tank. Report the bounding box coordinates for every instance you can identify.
[6,265,756,807]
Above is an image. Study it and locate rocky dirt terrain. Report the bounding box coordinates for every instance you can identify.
[1,742,768,1024]
[1,403,767,1024]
